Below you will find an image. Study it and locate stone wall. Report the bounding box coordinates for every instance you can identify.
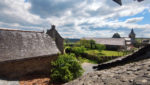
[0,55,58,79]
[94,44,150,70]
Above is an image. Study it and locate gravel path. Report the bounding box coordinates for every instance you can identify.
[0,80,19,85]
[81,63,97,75]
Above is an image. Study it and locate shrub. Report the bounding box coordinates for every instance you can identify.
[79,39,96,49]
[64,46,72,54]
[50,54,83,83]
[72,46,86,56]
[96,44,106,51]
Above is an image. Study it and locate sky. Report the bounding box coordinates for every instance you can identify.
[0,0,150,38]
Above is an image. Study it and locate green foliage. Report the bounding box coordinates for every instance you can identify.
[112,33,121,38]
[96,44,106,51]
[79,39,90,48]
[85,50,100,56]
[64,46,72,54]
[84,50,127,63]
[72,46,86,56]
[79,39,96,49]
[77,56,98,64]
[134,39,142,48]
[85,50,125,57]
[101,50,124,56]
[50,54,83,83]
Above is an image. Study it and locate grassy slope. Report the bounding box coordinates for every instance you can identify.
[78,57,98,64]
[85,50,125,57]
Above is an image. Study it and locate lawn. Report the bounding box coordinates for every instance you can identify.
[85,50,126,57]
[78,57,98,64]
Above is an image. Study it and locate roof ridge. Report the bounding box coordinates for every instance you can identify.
[0,29,44,33]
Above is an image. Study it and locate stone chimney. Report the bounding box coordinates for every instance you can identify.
[46,25,64,53]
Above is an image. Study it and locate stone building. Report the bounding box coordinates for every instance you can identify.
[0,27,63,79]
[129,29,136,44]
[84,29,136,50]
[85,38,126,50]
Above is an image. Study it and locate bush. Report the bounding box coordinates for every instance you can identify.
[50,54,83,83]
[64,46,72,54]
[96,44,106,51]
[79,39,96,49]
[72,46,86,56]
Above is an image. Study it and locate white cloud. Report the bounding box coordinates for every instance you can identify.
[125,17,144,23]
[0,0,150,38]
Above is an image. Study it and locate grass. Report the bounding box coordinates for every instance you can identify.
[85,50,127,57]
[78,57,98,64]
[101,50,124,56]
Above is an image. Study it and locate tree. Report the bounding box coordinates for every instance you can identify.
[96,44,106,51]
[50,54,83,83]
[112,33,121,38]
[79,39,96,49]
[89,40,96,49]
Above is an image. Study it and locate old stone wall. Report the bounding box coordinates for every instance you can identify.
[0,55,57,79]
[94,44,150,70]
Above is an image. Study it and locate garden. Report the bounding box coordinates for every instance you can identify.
[50,39,134,84]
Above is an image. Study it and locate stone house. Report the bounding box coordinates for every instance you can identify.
[85,38,126,50]
[84,29,136,50]
[0,26,63,79]
[129,29,136,44]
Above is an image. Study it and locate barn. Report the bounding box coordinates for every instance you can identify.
[85,38,131,50]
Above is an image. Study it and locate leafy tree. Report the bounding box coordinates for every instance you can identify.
[96,44,106,51]
[50,54,83,83]
[112,33,121,38]
[79,39,96,49]
[72,46,86,56]
[79,39,90,48]
[64,46,72,54]
[89,40,96,49]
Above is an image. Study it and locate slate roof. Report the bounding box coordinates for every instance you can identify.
[0,29,60,62]
[85,38,125,46]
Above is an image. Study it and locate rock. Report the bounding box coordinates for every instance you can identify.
[133,77,150,85]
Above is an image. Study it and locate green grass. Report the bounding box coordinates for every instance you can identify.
[101,50,124,56]
[78,57,98,64]
[85,50,126,57]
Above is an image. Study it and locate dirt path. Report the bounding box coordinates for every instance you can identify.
[81,62,97,75]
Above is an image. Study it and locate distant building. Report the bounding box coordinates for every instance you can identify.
[142,39,150,45]
[129,29,136,44]
[85,38,126,50]
[84,29,136,50]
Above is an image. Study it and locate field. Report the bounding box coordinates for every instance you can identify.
[85,50,127,57]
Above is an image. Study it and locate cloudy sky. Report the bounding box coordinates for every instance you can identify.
[0,0,150,38]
